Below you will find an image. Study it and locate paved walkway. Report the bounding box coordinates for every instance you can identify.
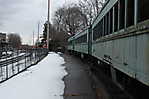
[63,54,97,99]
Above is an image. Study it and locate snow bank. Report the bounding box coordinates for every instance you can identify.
[0,52,67,99]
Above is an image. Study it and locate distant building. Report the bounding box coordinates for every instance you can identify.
[0,33,7,49]
[0,33,6,43]
[20,44,33,50]
[0,33,7,56]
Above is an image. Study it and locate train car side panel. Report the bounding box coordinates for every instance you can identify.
[92,26,149,86]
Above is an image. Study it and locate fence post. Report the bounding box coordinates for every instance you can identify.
[17,50,20,72]
[12,58,14,75]
[30,52,32,65]
[12,51,14,75]
[17,58,20,73]
[25,54,26,68]
[0,66,2,81]
[6,61,8,79]
[35,49,37,63]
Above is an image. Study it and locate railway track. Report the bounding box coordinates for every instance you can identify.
[77,56,134,99]
[80,55,149,99]
[91,68,133,99]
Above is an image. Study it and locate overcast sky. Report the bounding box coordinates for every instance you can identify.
[0,0,77,45]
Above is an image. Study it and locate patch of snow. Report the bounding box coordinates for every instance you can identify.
[2,51,13,55]
[2,52,7,55]
[0,52,67,99]
[7,51,13,55]
[57,52,63,55]
[0,53,26,62]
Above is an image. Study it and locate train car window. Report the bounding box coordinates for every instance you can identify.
[102,18,105,36]
[100,19,104,37]
[105,14,108,35]
[114,2,118,32]
[105,15,107,35]
[110,9,113,34]
[107,13,110,35]
[75,39,78,43]
[98,20,103,37]
[77,39,80,44]
[119,0,125,30]
[108,12,111,34]
[138,0,149,22]
[106,14,109,35]
[74,38,78,44]
[127,0,134,27]
[93,20,103,41]
[68,41,72,45]
[104,16,106,36]
[76,34,87,44]
[103,17,106,36]
[93,25,98,40]
[82,34,87,43]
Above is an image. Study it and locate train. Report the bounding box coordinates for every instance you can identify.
[67,0,149,89]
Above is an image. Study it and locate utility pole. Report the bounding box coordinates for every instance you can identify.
[47,0,50,50]
[37,22,40,45]
[33,31,34,46]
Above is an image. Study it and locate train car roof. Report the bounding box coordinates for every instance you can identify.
[68,26,90,41]
[68,36,74,42]
[92,0,118,28]
[73,26,90,39]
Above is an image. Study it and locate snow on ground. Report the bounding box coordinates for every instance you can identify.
[0,52,67,99]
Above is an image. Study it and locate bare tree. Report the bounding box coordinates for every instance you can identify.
[53,0,105,34]
[78,0,105,25]
[41,1,105,50]
[53,8,65,32]
[53,4,87,35]
[7,33,22,48]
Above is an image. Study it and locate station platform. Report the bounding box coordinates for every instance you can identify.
[62,54,97,99]
[61,53,133,99]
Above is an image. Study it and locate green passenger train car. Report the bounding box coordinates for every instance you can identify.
[68,0,149,88]
[92,0,149,86]
[68,27,92,55]
[67,36,74,52]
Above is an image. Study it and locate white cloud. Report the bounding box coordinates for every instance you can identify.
[0,0,78,45]
[0,0,47,44]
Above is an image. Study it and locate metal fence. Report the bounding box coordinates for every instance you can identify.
[0,48,48,83]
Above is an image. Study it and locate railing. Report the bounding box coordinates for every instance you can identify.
[0,48,48,83]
